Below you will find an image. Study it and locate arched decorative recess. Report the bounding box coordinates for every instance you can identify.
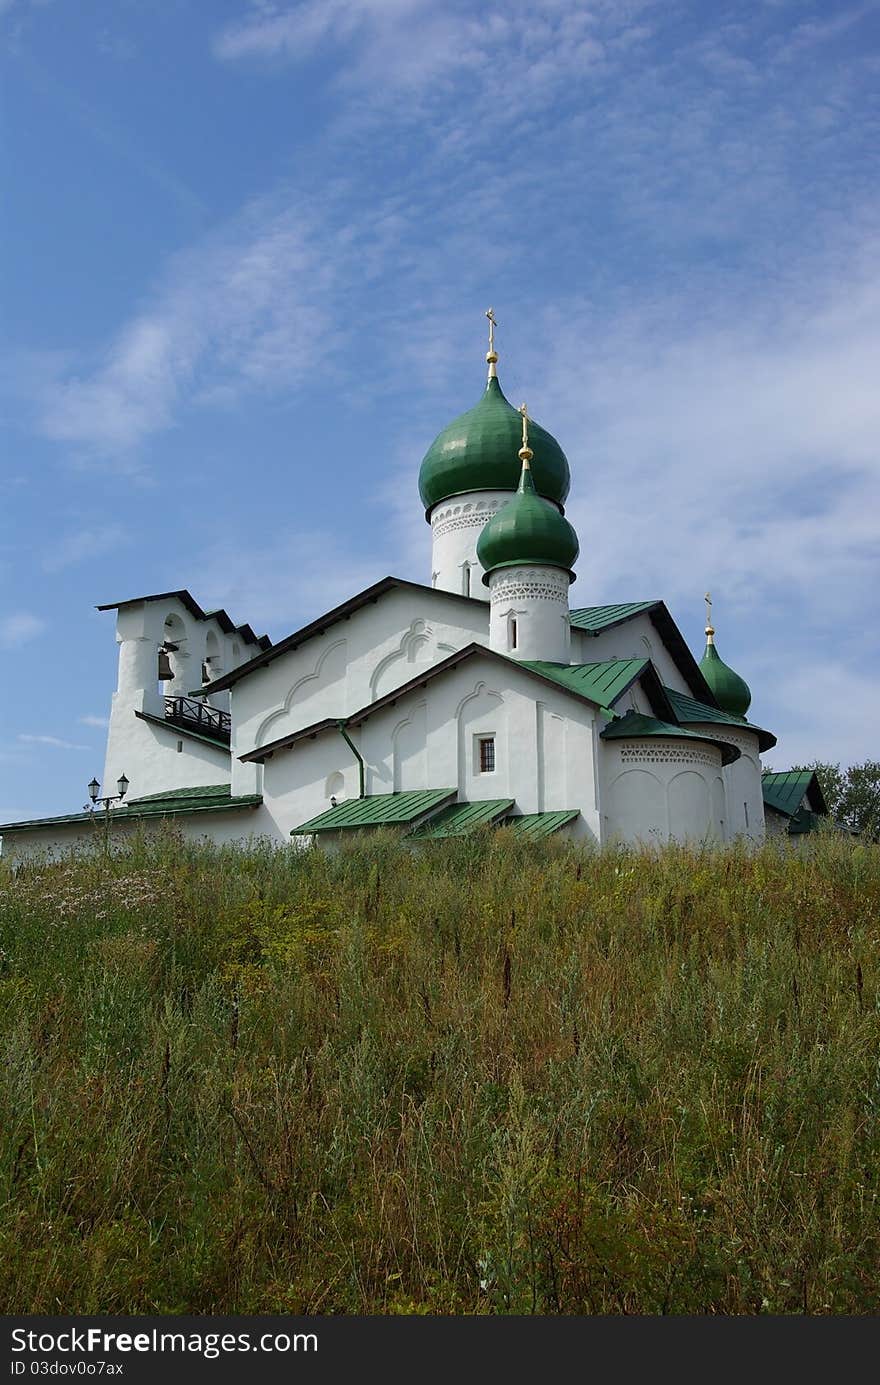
[370,619,456,701]
[255,638,347,746]
[607,768,665,844]
[667,769,711,842]
[455,680,504,791]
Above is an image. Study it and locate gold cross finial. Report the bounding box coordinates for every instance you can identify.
[518,402,533,466]
[485,307,498,376]
[704,591,715,641]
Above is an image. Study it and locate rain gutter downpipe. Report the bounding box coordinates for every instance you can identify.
[336,720,365,799]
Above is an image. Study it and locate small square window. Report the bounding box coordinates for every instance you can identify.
[479,736,496,773]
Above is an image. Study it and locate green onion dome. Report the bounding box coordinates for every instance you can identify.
[699,628,752,717]
[477,459,579,584]
[418,375,571,517]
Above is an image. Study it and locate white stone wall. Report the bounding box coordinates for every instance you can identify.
[570,611,695,695]
[429,490,511,599]
[262,652,601,843]
[0,807,269,865]
[600,736,726,845]
[688,723,765,842]
[488,565,571,663]
[230,586,490,794]
[101,597,254,801]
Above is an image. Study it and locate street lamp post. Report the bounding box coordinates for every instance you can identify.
[85,773,130,855]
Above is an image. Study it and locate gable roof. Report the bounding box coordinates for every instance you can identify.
[761,770,829,818]
[522,658,675,720]
[570,600,715,704]
[664,687,777,753]
[96,590,271,650]
[569,601,659,631]
[240,645,673,764]
[0,785,262,835]
[600,710,741,765]
[199,576,484,694]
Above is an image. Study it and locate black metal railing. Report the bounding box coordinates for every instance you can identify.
[164,695,231,745]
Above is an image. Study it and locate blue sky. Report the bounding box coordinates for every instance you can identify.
[2,0,878,821]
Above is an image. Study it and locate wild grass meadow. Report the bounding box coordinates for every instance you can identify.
[1,827,878,1314]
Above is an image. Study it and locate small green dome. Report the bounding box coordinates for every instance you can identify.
[418,375,571,517]
[477,461,579,583]
[699,638,752,717]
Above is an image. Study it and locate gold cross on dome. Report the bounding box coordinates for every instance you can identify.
[519,402,530,451]
[486,307,497,355]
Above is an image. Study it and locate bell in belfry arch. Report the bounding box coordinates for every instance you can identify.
[158,647,174,682]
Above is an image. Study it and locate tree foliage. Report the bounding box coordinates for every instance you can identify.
[787,760,880,839]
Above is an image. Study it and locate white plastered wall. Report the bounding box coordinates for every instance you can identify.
[230,586,490,795]
[488,565,571,663]
[262,653,601,843]
[600,736,727,845]
[429,490,512,599]
[0,807,270,865]
[102,597,251,800]
[571,612,695,695]
[687,723,765,842]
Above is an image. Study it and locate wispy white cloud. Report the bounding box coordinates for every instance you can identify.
[18,733,90,751]
[0,612,46,647]
[79,715,109,729]
[43,524,129,572]
[37,200,343,457]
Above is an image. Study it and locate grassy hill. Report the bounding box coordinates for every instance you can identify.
[1,827,878,1314]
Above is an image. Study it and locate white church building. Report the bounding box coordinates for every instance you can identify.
[3,317,810,859]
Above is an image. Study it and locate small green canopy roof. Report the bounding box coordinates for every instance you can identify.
[503,810,580,838]
[292,788,456,835]
[418,375,570,517]
[409,799,514,838]
[600,710,741,765]
[477,461,579,581]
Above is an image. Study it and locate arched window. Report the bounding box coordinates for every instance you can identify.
[203,629,222,684]
[160,613,187,692]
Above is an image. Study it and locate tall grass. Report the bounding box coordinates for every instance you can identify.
[1,827,878,1313]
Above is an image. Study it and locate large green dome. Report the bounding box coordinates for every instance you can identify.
[699,638,752,717]
[418,375,571,517]
[477,461,579,583]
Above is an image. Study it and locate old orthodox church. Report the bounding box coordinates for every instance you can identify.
[3,316,822,858]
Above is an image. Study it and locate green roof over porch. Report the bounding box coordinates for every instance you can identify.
[292,788,457,835]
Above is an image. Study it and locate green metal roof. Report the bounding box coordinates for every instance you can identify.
[0,785,262,835]
[127,784,232,805]
[292,788,456,835]
[761,770,827,818]
[476,460,579,581]
[409,799,514,839]
[600,711,741,766]
[134,710,230,751]
[418,374,570,516]
[503,810,580,838]
[699,639,752,717]
[520,658,648,713]
[664,687,776,753]
[569,601,659,632]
